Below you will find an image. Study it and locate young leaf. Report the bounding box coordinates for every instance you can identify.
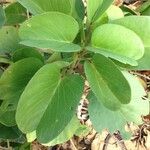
[106,5,124,21]
[89,72,149,137]
[0,26,20,52]
[16,62,84,143]
[84,54,131,110]
[71,0,85,24]
[92,0,114,22]
[12,47,44,62]
[19,12,81,52]
[92,4,124,27]
[17,0,73,15]
[4,2,27,25]
[87,0,103,22]
[0,58,43,108]
[111,16,150,47]
[26,131,36,142]
[92,24,144,60]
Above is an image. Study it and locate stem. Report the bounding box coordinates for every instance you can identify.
[7,139,11,150]
[0,146,10,150]
[149,100,150,114]
[148,93,150,114]
[70,139,78,150]
[81,23,86,48]
[27,10,30,19]
[71,53,79,68]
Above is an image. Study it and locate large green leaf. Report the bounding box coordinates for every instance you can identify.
[84,54,131,110]
[87,0,103,22]
[16,62,84,143]
[17,0,85,24]
[0,26,20,52]
[12,47,44,62]
[92,0,114,22]
[89,72,149,137]
[111,16,150,47]
[5,2,27,25]
[17,0,73,15]
[19,12,81,52]
[0,6,6,27]
[0,58,43,108]
[92,24,144,60]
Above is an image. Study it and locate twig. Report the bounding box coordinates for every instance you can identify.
[70,139,78,150]
[0,146,10,150]
[113,131,127,150]
[102,133,112,150]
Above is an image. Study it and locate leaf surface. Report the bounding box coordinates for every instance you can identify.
[92,24,144,60]
[16,62,84,143]
[84,54,131,110]
[19,12,81,52]
[112,16,150,47]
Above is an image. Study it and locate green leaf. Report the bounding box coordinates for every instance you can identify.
[26,131,36,142]
[0,58,43,108]
[17,0,73,15]
[42,116,80,146]
[87,46,138,66]
[12,47,44,62]
[74,125,90,137]
[16,62,84,143]
[0,110,16,126]
[0,26,20,52]
[71,0,85,24]
[0,57,12,64]
[87,0,103,22]
[0,6,6,27]
[106,5,124,21]
[120,5,138,15]
[19,12,81,52]
[133,47,150,70]
[92,0,114,22]
[137,1,150,13]
[5,2,27,25]
[26,116,82,145]
[17,0,85,24]
[0,124,20,140]
[92,24,144,60]
[84,54,131,110]
[91,13,109,30]
[141,6,150,15]
[92,4,124,29]
[111,16,150,47]
[89,72,149,137]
